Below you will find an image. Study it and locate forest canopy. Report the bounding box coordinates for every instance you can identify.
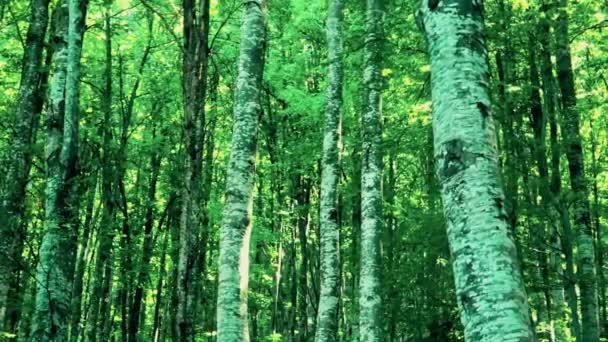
[0,0,607,341]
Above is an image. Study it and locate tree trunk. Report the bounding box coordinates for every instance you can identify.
[216,1,266,340]
[69,170,98,342]
[30,0,87,339]
[554,0,600,340]
[175,0,210,339]
[420,1,534,340]
[359,0,384,340]
[85,5,115,340]
[0,0,50,326]
[315,0,343,340]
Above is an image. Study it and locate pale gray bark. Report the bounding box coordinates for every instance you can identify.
[216,1,266,341]
[315,0,343,340]
[30,0,87,339]
[420,0,534,340]
[358,0,384,341]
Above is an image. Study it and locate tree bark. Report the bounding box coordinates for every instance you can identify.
[175,0,210,339]
[0,0,50,326]
[359,0,384,340]
[85,4,115,340]
[554,0,600,340]
[420,1,534,340]
[315,0,343,340]
[30,0,87,339]
[216,1,266,340]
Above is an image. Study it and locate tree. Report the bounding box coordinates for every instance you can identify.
[0,0,50,326]
[176,0,210,339]
[30,0,87,339]
[419,0,534,340]
[358,0,384,340]
[216,1,266,340]
[554,0,600,339]
[314,0,343,339]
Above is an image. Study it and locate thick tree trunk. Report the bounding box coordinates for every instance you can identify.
[30,0,87,339]
[315,0,343,340]
[216,1,266,340]
[358,0,384,340]
[0,0,50,326]
[175,0,210,339]
[420,1,534,340]
[554,0,600,340]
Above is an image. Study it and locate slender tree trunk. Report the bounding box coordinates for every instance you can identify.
[537,3,578,338]
[315,0,343,340]
[296,178,310,342]
[30,0,87,339]
[85,5,115,340]
[153,229,169,342]
[554,0,600,340]
[420,1,534,340]
[0,0,50,326]
[359,0,384,340]
[216,1,266,340]
[69,170,98,342]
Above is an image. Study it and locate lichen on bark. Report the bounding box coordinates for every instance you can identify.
[420,0,534,340]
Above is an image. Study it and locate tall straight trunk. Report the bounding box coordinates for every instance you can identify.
[216,1,266,340]
[85,5,115,340]
[359,0,384,340]
[153,229,169,342]
[538,2,578,338]
[129,116,163,341]
[176,0,210,339]
[296,177,310,342]
[528,34,562,342]
[420,1,534,340]
[315,0,343,340]
[69,170,98,342]
[384,154,397,342]
[590,121,606,334]
[0,0,50,325]
[30,0,87,339]
[554,0,600,340]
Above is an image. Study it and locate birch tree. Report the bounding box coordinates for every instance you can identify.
[216,1,266,340]
[315,0,343,340]
[419,0,534,340]
[30,0,87,339]
[359,0,384,340]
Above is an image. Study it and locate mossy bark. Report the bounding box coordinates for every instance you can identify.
[0,0,50,326]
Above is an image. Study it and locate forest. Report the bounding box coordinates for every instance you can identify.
[0,0,607,340]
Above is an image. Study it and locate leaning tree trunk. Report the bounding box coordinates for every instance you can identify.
[419,0,534,340]
[30,0,87,339]
[216,1,266,341]
[358,0,384,340]
[314,0,343,340]
[554,0,600,340]
[0,0,50,326]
